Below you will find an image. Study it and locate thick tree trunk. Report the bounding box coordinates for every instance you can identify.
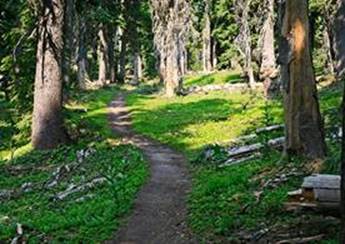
[281,0,326,159]
[341,76,345,243]
[98,24,109,86]
[62,0,75,85]
[151,0,190,97]
[32,0,68,149]
[260,0,279,98]
[203,0,212,73]
[165,32,182,97]
[77,15,90,89]
[332,0,345,79]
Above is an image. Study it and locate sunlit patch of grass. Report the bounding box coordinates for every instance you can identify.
[127,90,282,158]
[184,70,244,88]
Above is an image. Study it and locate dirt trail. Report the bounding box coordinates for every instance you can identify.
[107,94,197,244]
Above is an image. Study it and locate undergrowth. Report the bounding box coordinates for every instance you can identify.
[0,86,148,242]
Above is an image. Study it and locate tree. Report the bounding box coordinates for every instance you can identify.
[235,0,256,87]
[98,24,110,85]
[259,0,279,98]
[280,0,326,159]
[203,0,213,72]
[31,0,68,149]
[331,0,345,240]
[151,0,191,97]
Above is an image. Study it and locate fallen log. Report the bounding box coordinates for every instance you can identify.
[276,234,324,244]
[256,124,284,133]
[54,177,107,201]
[219,153,260,168]
[226,137,284,158]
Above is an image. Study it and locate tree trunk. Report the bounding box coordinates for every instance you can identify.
[332,0,345,79]
[62,0,75,85]
[133,52,142,84]
[151,0,190,97]
[323,28,335,75]
[235,0,256,88]
[108,27,116,83]
[212,39,217,69]
[32,0,68,150]
[77,15,90,89]
[118,30,127,84]
[203,0,212,73]
[98,24,109,86]
[260,0,279,98]
[280,0,326,159]
[341,74,345,243]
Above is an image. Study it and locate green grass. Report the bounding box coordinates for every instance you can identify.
[126,72,342,242]
[0,86,149,242]
[127,90,282,159]
[184,70,244,88]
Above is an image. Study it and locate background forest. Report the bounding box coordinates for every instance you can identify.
[1,0,345,243]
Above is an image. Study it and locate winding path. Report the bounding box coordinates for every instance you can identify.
[107,94,197,244]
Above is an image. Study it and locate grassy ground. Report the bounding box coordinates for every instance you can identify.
[126,74,342,242]
[0,87,148,242]
[184,70,244,88]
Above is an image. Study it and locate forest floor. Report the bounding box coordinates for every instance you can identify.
[107,95,196,243]
[0,70,342,243]
[0,87,149,242]
[125,71,342,243]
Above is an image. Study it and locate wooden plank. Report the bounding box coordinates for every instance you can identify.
[302,174,340,189]
[314,189,340,203]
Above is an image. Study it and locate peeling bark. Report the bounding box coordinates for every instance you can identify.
[151,0,190,97]
[281,0,326,159]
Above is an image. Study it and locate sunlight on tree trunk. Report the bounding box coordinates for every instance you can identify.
[281,0,326,159]
[151,0,190,97]
[260,0,279,98]
[32,0,68,149]
[203,0,212,73]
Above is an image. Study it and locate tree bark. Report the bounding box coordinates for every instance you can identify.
[98,24,109,86]
[108,27,116,83]
[62,0,75,85]
[332,0,345,79]
[118,29,127,84]
[203,0,212,73]
[151,0,190,97]
[77,15,90,89]
[32,0,68,149]
[212,39,217,69]
[235,0,256,88]
[341,73,345,243]
[133,52,142,84]
[280,0,326,159]
[260,0,279,98]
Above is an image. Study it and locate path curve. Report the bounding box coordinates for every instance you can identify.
[107,94,197,244]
